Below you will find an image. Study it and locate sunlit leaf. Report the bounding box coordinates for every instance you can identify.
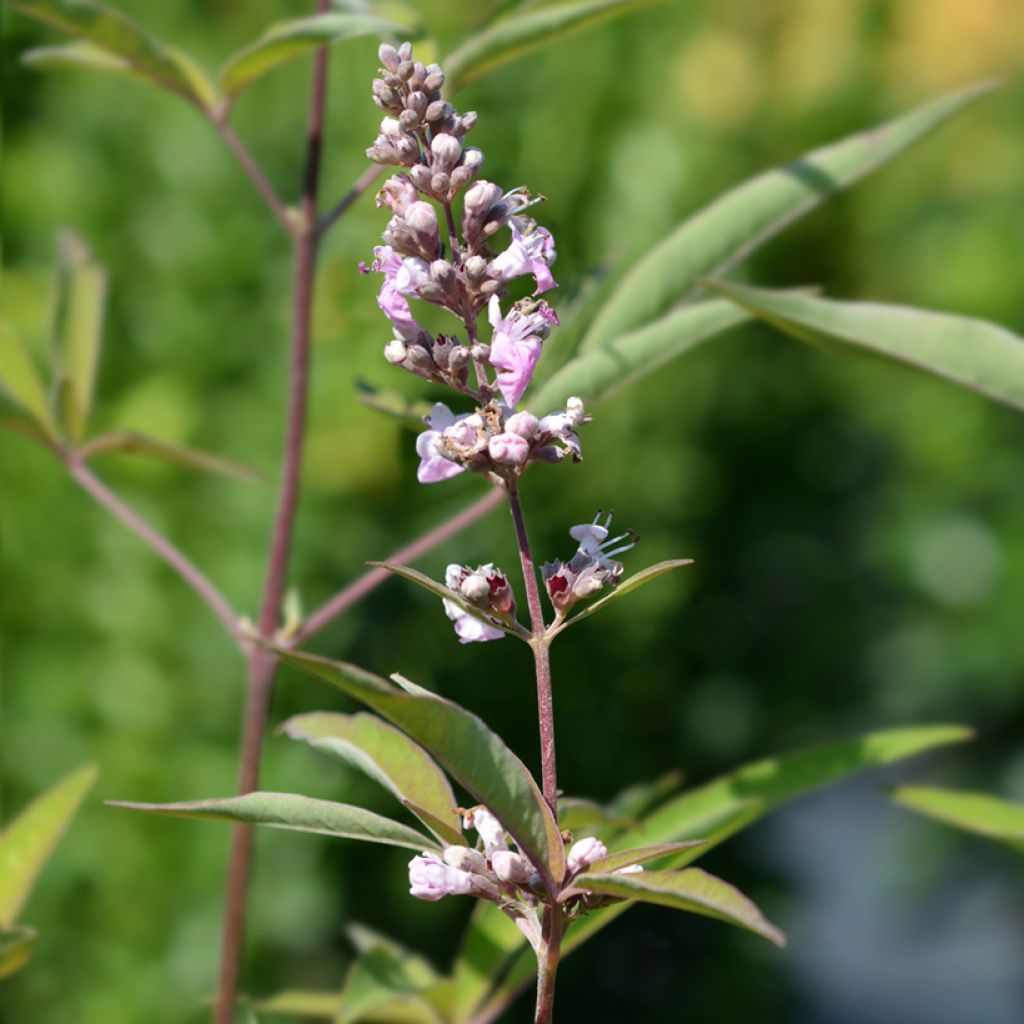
[580,81,996,353]
[529,300,748,412]
[706,281,1024,414]
[79,431,262,482]
[0,321,57,436]
[338,946,441,1024]
[557,797,623,834]
[575,841,705,878]
[443,0,659,94]
[272,649,566,892]
[0,925,38,981]
[246,990,342,1017]
[221,12,409,100]
[49,230,107,442]
[0,764,97,927]
[451,725,970,1022]
[109,792,436,853]
[604,770,685,824]
[558,560,693,630]
[890,786,1024,853]
[576,867,785,946]
[4,0,214,108]
[368,561,529,641]
[282,711,462,843]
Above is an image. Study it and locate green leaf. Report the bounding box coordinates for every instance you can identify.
[368,561,530,641]
[580,81,996,353]
[50,230,107,442]
[0,925,38,981]
[557,797,623,834]
[272,648,566,892]
[576,867,786,947]
[221,12,409,100]
[79,431,262,482]
[890,786,1024,853]
[450,724,970,1023]
[109,792,436,853]
[338,946,441,1024]
[281,711,462,843]
[705,282,1024,414]
[529,300,748,413]
[443,0,659,94]
[604,770,685,824]
[246,990,342,1017]
[557,559,693,630]
[0,320,57,436]
[0,764,97,927]
[575,841,705,877]
[4,0,214,108]
[356,379,433,430]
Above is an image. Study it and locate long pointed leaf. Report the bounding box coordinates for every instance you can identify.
[580,82,995,353]
[0,321,57,436]
[0,925,38,981]
[79,431,262,482]
[0,764,97,927]
[576,841,705,878]
[281,711,462,842]
[890,786,1024,853]
[558,559,693,630]
[109,792,436,853]
[707,281,1024,413]
[4,0,213,107]
[443,0,659,95]
[273,648,565,891]
[577,867,785,947]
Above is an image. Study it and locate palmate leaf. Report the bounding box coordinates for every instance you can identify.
[3,0,215,108]
[282,711,463,843]
[109,792,436,854]
[890,786,1024,853]
[705,282,1024,414]
[577,867,786,947]
[442,0,660,95]
[220,12,411,101]
[579,81,995,354]
[450,724,971,1023]
[273,648,566,892]
[0,764,98,928]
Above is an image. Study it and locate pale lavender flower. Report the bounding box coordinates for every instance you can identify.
[536,396,588,462]
[543,511,638,611]
[488,431,531,466]
[408,851,474,900]
[442,563,508,643]
[415,403,467,484]
[488,296,547,406]
[567,836,608,874]
[491,217,557,294]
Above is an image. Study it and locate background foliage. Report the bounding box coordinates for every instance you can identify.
[3,1,1024,1021]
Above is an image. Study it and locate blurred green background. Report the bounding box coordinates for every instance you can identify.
[3,0,1024,1021]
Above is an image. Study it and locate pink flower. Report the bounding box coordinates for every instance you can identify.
[487,296,545,406]
[492,217,557,294]
[408,852,474,900]
[415,403,466,484]
[370,246,430,341]
[567,836,608,874]
[442,564,506,643]
[488,431,530,466]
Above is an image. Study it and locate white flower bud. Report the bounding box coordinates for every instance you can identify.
[489,432,530,467]
[443,845,488,874]
[491,850,530,884]
[460,573,490,603]
[384,339,408,364]
[616,863,645,875]
[464,255,488,281]
[378,43,400,71]
[469,807,508,856]
[431,133,463,169]
[464,181,500,215]
[567,836,608,874]
[505,412,540,440]
[566,396,585,422]
[461,148,484,174]
[380,117,403,140]
[405,201,438,234]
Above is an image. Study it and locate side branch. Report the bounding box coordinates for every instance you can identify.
[318,164,385,237]
[67,458,241,644]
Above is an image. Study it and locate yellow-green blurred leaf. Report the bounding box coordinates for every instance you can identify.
[0,764,98,927]
[0,925,38,981]
[79,431,262,482]
[0,321,57,436]
[891,786,1024,852]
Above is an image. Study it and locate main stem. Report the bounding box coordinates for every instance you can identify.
[212,7,330,1020]
[534,904,563,1024]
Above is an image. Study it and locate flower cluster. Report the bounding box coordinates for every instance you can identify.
[364,41,586,488]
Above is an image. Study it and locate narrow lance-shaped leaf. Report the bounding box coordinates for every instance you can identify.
[0,763,97,927]
[50,230,107,442]
[890,786,1024,853]
[576,867,786,947]
[272,648,566,891]
[3,0,214,108]
[338,946,442,1024]
[706,281,1024,414]
[558,559,693,630]
[110,792,436,853]
[78,431,263,482]
[369,560,530,641]
[580,81,996,353]
[0,321,57,436]
[221,12,410,100]
[281,711,462,842]
[0,926,38,981]
[529,299,748,413]
[575,841,706,878]
[443,0,659,95]
[451,724,971,1023]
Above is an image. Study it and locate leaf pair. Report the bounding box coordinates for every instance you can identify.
[0,764,97,980]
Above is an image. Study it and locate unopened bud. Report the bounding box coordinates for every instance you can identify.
[430,259,455,285]
[567,836,608,874]
[378,43,400,71]
[461,574,490,603]
[372,79,399,107]
[405,345,434,372]
[489,432,530,467]
[447,346,470,371]
[470,343,491,362]
[398,109,420,130]
[464,255,488,281]
[409,61,427,90]
[384,339,407,364]
[424,70,445,93]
[409,165,432,191]
[397,41,413,61]
[397,60,415,81]
[491,850,530,884]
[505,411,539,439]
[431,133,462,169]
[406,91,428,117]
[430,171,451,195]
[478,279,502,297]
[418,281,445,303]
[405,201,438,234]
[443,845,488,874]
[464,181,500,215]
[425,99,450,123]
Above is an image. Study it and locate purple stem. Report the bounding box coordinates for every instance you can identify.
[212,5,331,1020]
[318,164,385,237]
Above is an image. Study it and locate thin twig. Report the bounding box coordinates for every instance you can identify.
[296,487,504,643]
[66,458,241,645]
[212,3,332,1020]
[209,112,293,233]
[318,164,385,237]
